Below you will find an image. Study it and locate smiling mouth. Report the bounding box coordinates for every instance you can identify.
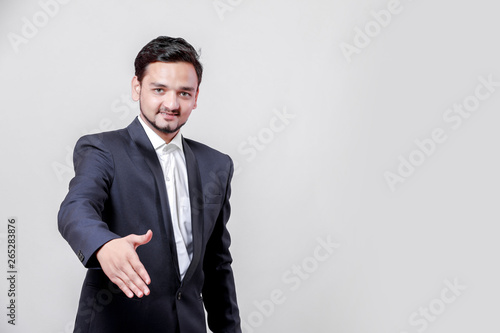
[159,110,179,117]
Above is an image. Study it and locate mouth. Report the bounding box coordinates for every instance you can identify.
[159,110,179,119]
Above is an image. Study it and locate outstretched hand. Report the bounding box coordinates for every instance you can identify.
[96,230,153,298]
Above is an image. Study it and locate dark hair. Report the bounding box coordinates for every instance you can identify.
[134,36,203,87]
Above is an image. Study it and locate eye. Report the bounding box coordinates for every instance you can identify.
[180,91,191,97]
[154,88,164,94]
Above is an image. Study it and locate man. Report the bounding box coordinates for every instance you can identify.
[58,36,241,333]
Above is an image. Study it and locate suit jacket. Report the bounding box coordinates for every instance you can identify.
[58,117,241,333]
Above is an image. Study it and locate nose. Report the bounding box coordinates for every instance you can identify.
[162,91,179,110]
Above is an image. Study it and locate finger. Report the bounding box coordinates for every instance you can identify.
[131,229,153,249]
[107,262,147,298]
[120,264,149,298]
[126,234,152,287]
[110,276,135,298]
[102,263,138,298]
[130,255,151,289]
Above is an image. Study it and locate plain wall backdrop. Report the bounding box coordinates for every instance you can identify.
[1,0,499,332]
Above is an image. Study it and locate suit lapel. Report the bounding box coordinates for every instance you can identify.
[126,117,181,280]
[182,138,204,283]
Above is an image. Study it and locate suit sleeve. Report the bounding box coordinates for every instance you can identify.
[202,157,242,333]
[58,134,120,268]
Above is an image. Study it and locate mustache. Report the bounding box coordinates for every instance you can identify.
[158,107,180,115]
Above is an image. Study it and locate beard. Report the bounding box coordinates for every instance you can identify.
[140,105,186,134]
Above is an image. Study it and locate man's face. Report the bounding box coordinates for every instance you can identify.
[132,61,199,142]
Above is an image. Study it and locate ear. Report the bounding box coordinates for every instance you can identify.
[131,76,141,101]
[193,88,200,109]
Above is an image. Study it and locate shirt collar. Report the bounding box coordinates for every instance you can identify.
[138,115,184,154]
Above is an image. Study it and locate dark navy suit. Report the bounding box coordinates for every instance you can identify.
[58,117,241,333]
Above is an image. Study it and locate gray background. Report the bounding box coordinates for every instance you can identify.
[1,0,499,332]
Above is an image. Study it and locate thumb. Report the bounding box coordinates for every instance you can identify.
[131,229,153,249]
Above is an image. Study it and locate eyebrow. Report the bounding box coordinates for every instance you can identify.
[149,82,196,91]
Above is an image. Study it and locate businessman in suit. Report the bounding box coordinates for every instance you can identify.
[58,36,241,332]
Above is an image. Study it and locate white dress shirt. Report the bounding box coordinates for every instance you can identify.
[138,116,193,280]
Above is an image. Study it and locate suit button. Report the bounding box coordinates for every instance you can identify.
[177,292,182,300]
[77,250,85,262]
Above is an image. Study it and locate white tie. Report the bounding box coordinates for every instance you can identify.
[161,144,192,280]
